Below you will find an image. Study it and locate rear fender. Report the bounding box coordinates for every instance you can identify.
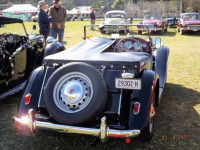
[17,66,45,116]
[43,42,63,58]
[129,70,158,130]
[154,47,169,89]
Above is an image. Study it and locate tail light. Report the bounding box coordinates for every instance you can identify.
[24,93,31,105]
[125,138,131,144]
[133,102,140,114]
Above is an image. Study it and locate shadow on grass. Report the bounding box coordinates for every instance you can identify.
[179,31,200,37]
[0,83,200,149]
[150,31,176,37]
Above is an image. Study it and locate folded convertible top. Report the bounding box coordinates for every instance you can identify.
[44,37,150,67]
[0,17,23,25]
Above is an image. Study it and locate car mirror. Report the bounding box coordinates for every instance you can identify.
[154,38,161,48]
[32,25,36,30]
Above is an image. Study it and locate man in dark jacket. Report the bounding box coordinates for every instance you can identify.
[38,0,51,42]
[90,9,96,30]
[48,0,66,44]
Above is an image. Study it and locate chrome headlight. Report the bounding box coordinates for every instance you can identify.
[46,36,55,44]
[182,21,186,26]
[157,21,162,26]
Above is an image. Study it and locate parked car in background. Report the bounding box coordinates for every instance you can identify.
[14,24,169,143]
[177,12,200,35]
[99,10,129,34]
[0,17,63,101]
[165,16,179,27]
[31,15,38,22]
[137,15,168,34]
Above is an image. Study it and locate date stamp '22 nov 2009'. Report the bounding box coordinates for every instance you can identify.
[161,134,189,141]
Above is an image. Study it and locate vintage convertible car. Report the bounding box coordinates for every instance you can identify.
[14,25,169,143]
[165,16,179,27]
[137,15,168,34]
[0,17,62,100]
[177,12,200,35]
[99,10,129,34]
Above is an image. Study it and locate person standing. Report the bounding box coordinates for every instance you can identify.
[90,9,96,30]
[49,0,66,44]
[37,0,51,42]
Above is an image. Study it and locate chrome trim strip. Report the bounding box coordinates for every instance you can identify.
[0,81,26,100]
[118,89,123,115]
[38,67,49,108]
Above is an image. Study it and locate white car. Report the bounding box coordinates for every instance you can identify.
[99,10,129,34]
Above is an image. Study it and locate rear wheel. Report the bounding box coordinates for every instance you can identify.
[139,92,156,142]
[180,29,184,35]
[159,28,164,35]
[165,26,168,32]
[100,29,106,34]
[138,30,142,35]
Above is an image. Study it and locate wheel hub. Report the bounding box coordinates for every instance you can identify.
[53,72,93,113]
[62,81,84,102]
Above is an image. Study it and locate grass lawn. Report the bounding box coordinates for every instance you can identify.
[0,21,200,150]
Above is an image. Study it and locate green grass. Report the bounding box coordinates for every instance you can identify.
[0,21,200,150]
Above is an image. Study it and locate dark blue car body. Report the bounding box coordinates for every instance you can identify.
[15,34,169,142]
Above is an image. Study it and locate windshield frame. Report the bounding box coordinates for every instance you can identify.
[181,13,200,21]
[0,17,28,36]
[144,15,162,20]
[106,13,126,19]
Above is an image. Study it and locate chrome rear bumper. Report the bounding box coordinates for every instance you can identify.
[14,109,140,142]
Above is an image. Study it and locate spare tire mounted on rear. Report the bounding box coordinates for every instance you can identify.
[44,62,107,125]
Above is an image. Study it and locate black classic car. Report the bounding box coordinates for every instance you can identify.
[14,25,169,143]
[165,16,179,27]
[0,17,62,100]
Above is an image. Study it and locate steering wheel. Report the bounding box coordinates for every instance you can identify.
[3,33,17,52]
[114,38,143,52]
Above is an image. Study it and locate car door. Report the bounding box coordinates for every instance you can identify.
[0,22,27,98]
[0,45,27,96]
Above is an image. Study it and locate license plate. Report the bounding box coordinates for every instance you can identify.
[115,78,141,90]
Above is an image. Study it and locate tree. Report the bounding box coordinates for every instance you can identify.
[92,2,102,9]
[112,0,124,10]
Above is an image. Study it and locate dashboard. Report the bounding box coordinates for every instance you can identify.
[0,33,22,44]
[0,33,27,53]
[114,37,151,53]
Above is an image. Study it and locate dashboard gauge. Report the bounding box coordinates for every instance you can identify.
[7,34,14,42]
[133,41,142,51]
[142,43,147,48]
[124,41,133,49]
[0,35,5,43]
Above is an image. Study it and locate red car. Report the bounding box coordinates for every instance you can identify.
[137,15,167,35]
[177,12,200,35]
